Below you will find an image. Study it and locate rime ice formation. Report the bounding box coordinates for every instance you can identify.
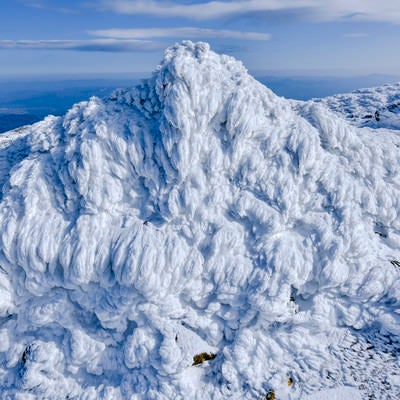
[0,42,400,399]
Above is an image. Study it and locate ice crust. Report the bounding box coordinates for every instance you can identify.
[0,41,399,399]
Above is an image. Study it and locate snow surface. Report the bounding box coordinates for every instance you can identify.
[304,386,362,400]
[0,41,399,399]
[310,82,400,129]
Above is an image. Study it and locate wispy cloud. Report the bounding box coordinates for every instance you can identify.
[0,39,164,52]
[98,0,297,20]
[98,0,400,24]
[90,27,271,41]
[19,0,78,14]
[343,32,369,38]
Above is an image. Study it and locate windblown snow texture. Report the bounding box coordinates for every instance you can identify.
[0,42,399,399]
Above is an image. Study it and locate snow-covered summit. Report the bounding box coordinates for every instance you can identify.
[0,41,399,399]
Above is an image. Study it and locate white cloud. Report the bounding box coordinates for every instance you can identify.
[19,0,78,14]
[98,0,303,19]
[89,27,271,41]
[98,0,400,24]
[0,39,164,52]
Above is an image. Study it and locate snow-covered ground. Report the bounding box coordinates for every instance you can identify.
[305,386,362,400]
[0,41,399,399]
[310,82,400,129]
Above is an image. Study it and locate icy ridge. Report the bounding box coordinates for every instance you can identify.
[0,41,399,399]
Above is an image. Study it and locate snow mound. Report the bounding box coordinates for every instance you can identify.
[0,41,400,399]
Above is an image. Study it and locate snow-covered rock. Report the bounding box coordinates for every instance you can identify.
[0,41,399,399]
[310,82,400,129]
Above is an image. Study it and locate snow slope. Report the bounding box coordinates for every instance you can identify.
[0,41,399,399]
[311,82,400,129]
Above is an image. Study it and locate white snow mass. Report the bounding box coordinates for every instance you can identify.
[0,41,399,399]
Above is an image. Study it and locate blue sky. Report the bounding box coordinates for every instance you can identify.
[1,0,400,77]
